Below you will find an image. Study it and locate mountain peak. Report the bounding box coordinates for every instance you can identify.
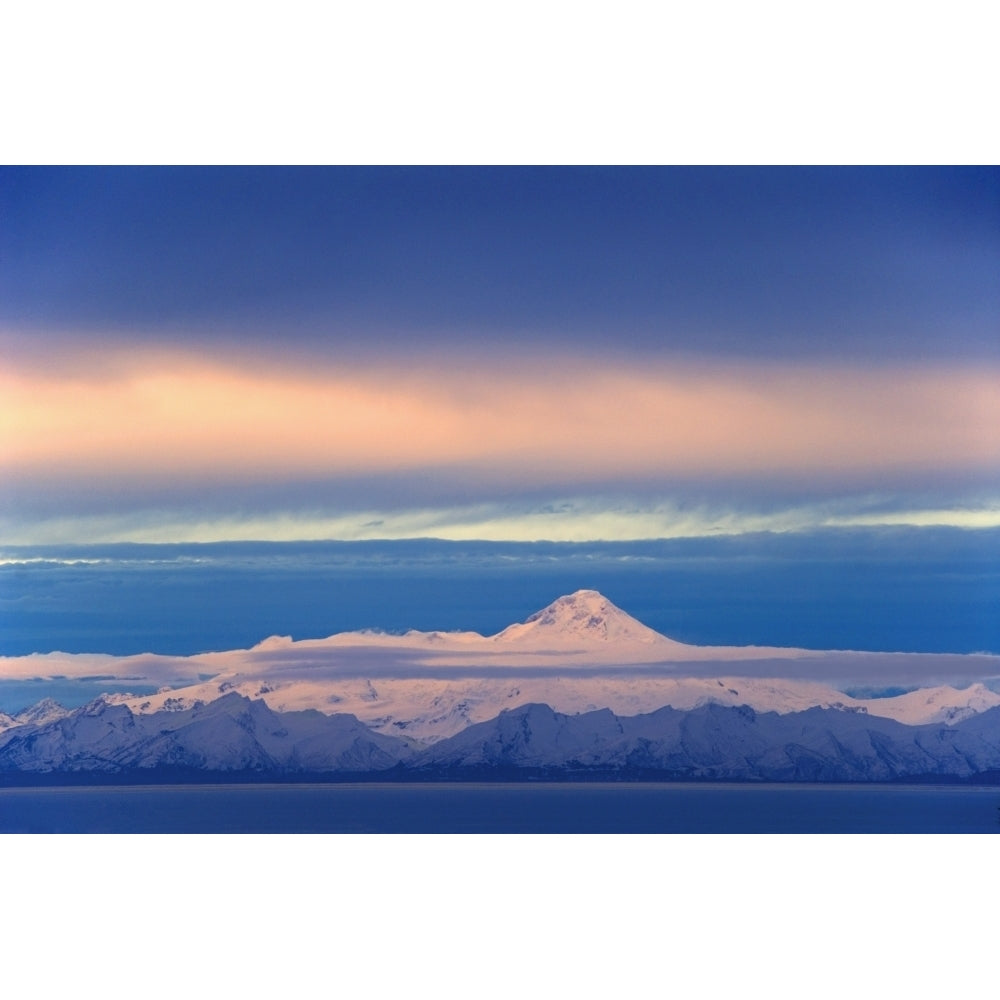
[14,697,69,725]
[492,590,669,646]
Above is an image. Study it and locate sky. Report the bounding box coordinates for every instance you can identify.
[1,166,998,545]
[4,7,997,964]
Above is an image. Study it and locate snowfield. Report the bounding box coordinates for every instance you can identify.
[2,591,998,763]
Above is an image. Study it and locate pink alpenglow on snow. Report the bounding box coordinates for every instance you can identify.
[2,591,998,744]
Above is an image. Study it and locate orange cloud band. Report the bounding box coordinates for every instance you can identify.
[2,349,998,489]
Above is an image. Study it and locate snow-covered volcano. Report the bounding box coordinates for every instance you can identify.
[3,590,999,746]
[492,590,672,647]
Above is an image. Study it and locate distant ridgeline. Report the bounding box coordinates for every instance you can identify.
[2,591,999,784]
[3,693,1000,786]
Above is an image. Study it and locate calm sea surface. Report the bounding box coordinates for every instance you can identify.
[1,783,997,833]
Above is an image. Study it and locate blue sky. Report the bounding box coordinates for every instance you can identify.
[3,531,999,660]
[3,166,997,358]
[1,166,998,544]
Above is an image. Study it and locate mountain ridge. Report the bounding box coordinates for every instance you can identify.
[3,694,999,783]
[3,590,999,745]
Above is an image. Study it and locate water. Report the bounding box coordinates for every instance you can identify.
[1,783,997,833]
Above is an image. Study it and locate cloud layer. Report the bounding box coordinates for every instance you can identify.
[4,348,997,480]
[2,343,998,542]
[2,169,997,544]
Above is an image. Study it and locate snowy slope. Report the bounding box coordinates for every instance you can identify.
[4,591,999,744]
[412,702,1000,781]
[491,589,685,650]
[13,698,71,727]
[0,699,72,735]
[854,683,1000,725]
[5,695,997,781]
[0,693,417,773]
[108,668,1000,743]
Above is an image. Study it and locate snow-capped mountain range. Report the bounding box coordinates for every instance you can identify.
[2,692,999,782]
[0,692,417,774]
[411,700,1000,781]
[1,591,999,780]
